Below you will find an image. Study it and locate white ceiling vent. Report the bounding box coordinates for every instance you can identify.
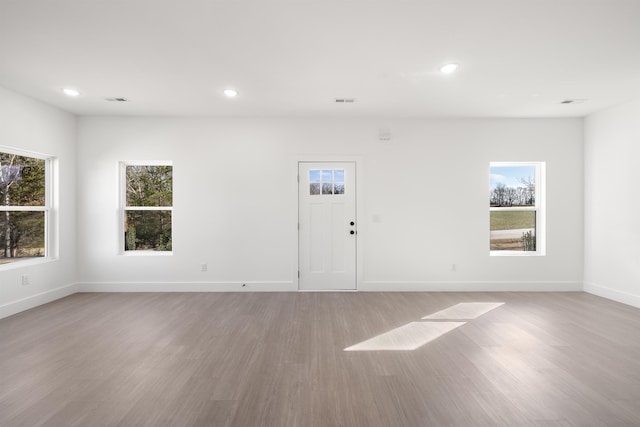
[378,128,392,142]
[335,98,356,103]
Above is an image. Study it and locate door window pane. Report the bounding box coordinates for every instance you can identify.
[309,170,320,182]
[309,168,345,196]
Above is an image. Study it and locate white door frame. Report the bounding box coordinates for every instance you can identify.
[294,156,363,291]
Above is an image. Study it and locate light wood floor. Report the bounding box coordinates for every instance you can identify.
[1,292,640,426]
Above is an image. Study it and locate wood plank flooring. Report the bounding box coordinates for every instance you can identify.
[1,292,640,426]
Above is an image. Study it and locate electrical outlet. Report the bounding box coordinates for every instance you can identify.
[201,263,208,272]
[21,275,30,286]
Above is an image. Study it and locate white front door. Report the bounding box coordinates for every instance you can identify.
[298,162,357,290]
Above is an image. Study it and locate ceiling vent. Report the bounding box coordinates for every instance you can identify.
[560,99,588,104]
[335,98,356,103]
[105,97,128,102]
[378,128,392,142]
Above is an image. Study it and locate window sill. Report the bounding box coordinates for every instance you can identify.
[0,257,58,271]
[122,251,173,257]
[490,251,545,257]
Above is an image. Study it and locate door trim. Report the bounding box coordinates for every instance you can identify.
[295,157,363,291]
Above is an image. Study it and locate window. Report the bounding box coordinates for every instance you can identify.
[489,162,545,255]
[309,169,345,195]
[122,162,173,253]
[0,149,51,266]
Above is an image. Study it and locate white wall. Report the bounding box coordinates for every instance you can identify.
[584,99,640,308]
[77,117,583,292]
[0,86,77,319]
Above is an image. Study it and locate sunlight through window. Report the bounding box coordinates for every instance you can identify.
[422,302,504,320]
[344,322,465,351]
[344,302,505,351]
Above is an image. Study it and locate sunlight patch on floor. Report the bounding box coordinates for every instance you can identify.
[345,302,506,352]
[344,321,465,351]
[423,302,504,320]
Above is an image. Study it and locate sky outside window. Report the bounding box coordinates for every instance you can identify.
[490,166,535,190]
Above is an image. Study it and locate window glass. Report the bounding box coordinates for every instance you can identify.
[489,163,543,254]
[490,211,536,251]
[0,151,49,265]
[126,165,172,207]
[123,163,173,252]
[125,210,172,251]
[309,168,345,196]
[490,166,535,207]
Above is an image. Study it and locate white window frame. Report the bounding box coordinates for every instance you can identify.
[0,146,55,270]
[489,161,545,257]
[120,161,173,256]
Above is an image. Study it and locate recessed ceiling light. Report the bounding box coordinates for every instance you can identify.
[62,88,80,97]
[440,63,459,74]
[224,89,238,98]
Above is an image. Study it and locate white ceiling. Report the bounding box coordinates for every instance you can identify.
[1,0,639,118]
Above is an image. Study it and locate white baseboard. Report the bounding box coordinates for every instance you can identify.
[77,280,583,293]
[583,281,640,309]
[361,281,583,292]
[77,281,298,292]
[0,280,588,319]
[0,282,79,320]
